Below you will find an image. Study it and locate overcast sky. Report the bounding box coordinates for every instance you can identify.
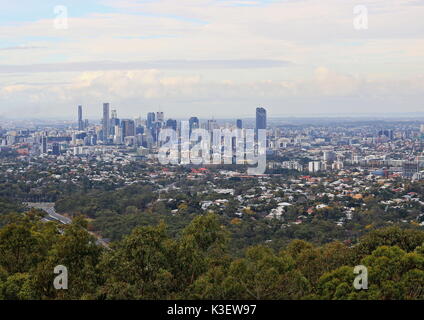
[0,0,423,119]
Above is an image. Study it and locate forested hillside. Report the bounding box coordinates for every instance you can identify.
[0,211,422,300]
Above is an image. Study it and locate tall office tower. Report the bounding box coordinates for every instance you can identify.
[52,143,60,156]
[78,105,84,130]
[189,117,199,133]
[147,112,156,129]
[41,135,48,154]
[110,109,120,135]
[156,112,164,123]
[421,124,424,134]
[166,119,177,131]
[256,107,267,131]
[102,103,110,142]
[90,134,98,146]
[207,119,218,131]
[236,119,243,129]
[136,126,145,135]
[121,119,136,138]
[114,125,122,144]
[135,116,143,127]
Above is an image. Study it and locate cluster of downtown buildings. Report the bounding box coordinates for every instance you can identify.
[1,104,424,180]
[0,104,268,160]
[84,103,267,150]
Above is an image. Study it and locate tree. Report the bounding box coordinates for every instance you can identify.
[31,220,103,300]
[98,222,174,299]
[317,245,424,300]
[0,223,40,274]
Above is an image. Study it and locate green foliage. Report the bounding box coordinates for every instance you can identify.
[0,212,423,300]
[317,244,424,300]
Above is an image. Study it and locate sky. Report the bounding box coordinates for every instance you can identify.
[0,0,423,119]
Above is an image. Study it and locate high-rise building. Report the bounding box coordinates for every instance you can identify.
[110,109,120,135]
[156,112,164,123]
[78,105,84,131]
[256,107,267,131]
[236,119,243,129]
[114,125,122,144]
[41,135,48,155]
[189,117,199,133]
[147,112,155,129]
[420,124,424,134]
[166,119,177,131]
[121,119,136,138]
[102,103,110,142]
[207,119,218,131]
[52,143,60,156]
[90,134,97,146]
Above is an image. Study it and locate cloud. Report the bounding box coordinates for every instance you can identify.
[0,0,424,117]
[1,68,424,119]
[0,59,291,73]
[0,45,46,51]
[313,67,360,96]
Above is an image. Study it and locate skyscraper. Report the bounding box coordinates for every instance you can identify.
[41,135,48,155]
[156,112,164,123]
[52,143,60,156]
[121,119,136,138]
[189,117,199,133]
[236,119,243,129]
[256,107,267,131]
[207,119,217,131]
[114,125,122,144]
[102,103,110,142]
[110,109,120,135]
[147,112,155,129]
[78,105,83,131]
[166,119,177,131]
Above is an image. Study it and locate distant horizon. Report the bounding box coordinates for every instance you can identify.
[2,111,424,123]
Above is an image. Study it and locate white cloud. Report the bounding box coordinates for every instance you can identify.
[1,67,424,118]
[0,0,424,117]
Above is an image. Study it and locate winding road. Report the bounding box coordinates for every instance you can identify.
[25,202,72,224]
[25,202,110,249]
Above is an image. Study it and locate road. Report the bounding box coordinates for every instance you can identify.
[25,202,72,224]
[25,202,110,249]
